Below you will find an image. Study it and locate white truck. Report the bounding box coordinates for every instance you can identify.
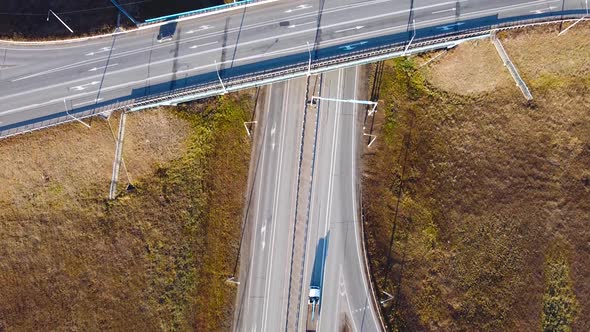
[306,286,321,331]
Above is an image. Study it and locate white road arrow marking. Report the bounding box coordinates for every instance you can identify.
[432,8,456,14]
[69,81,100,91]
[531,6,557,13]
[85,47,113,56]
[338,41,368,51]
[88,63,118,72]
[186,25,213,34]
[261,224,266,249]
[189,41,218,49]
[72,98,103,107]
[339,267,347,296]
[287,21,316,29]
[437,22,465,31]
[285,4,311,13]
[270,123,276,150]
[334,25,364,33]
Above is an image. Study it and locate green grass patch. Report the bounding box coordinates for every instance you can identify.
[542,246,579,332]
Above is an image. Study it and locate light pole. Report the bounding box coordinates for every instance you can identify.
[214,60,227,94]
[558,15,588,36]
[47,9,74,33]
[64,99,90,128]
[403,19,416,56]
[306,41,313,76]
[380,291,394,305]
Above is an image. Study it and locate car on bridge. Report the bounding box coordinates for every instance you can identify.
[157,22,176,42]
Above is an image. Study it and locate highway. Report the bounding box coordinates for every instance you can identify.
[0,0,586,136]
[1,0,588,330]
[300,67,379,332]
[234,78,307,332]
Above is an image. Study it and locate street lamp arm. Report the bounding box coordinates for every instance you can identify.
[47,9,74,33]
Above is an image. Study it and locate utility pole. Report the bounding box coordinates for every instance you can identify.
[558,15,588,36]
[306,41,313,76]
[64,99,90,128]
[310,96,378,147]
[214,60,227,94]
[110,0,139,26]
[380,291,394,305]
[47,9,73,34]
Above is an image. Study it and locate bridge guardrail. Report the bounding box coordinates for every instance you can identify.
[131,12,587,107]
[1,13,586,139]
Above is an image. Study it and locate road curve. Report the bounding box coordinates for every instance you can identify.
[0,0,586,137]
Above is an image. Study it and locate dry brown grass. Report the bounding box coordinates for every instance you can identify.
[0,110,190,330]
[0,94,253,331]
[123,110,192,180]
[0,110,191,331]
[500,21,590,91]
[421,39,512,96]
[0,111,188,215]
[363,23,590,332]
[0,111,189,216]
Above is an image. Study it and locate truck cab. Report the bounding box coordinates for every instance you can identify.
[306,286,321,331]
[309,286,321,304]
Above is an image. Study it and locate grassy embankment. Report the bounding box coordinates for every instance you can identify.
[363,23,589,331]
[0,94,253,330]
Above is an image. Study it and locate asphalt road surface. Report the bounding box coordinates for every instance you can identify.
[300,67,379,332]
[0,0,586,135]
[234,78,307,332]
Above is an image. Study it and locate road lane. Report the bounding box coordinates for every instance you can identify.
[235,78,307,332]
[301,67,380,332]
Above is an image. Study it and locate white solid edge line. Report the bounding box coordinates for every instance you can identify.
[7,0,571,85]
[4,4,467,100]
[316,69,343,332]
[261,80,290,331]
[0,0,540,47]
[242,86,272,330]
[2,12,584,122]
[351,65,381,331]
[0,32,488,117]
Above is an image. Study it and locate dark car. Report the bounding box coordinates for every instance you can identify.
[157,22,177,42]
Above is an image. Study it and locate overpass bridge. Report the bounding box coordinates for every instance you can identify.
[0,0,587,139]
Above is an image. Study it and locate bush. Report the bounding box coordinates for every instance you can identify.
[542,252,578,332]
